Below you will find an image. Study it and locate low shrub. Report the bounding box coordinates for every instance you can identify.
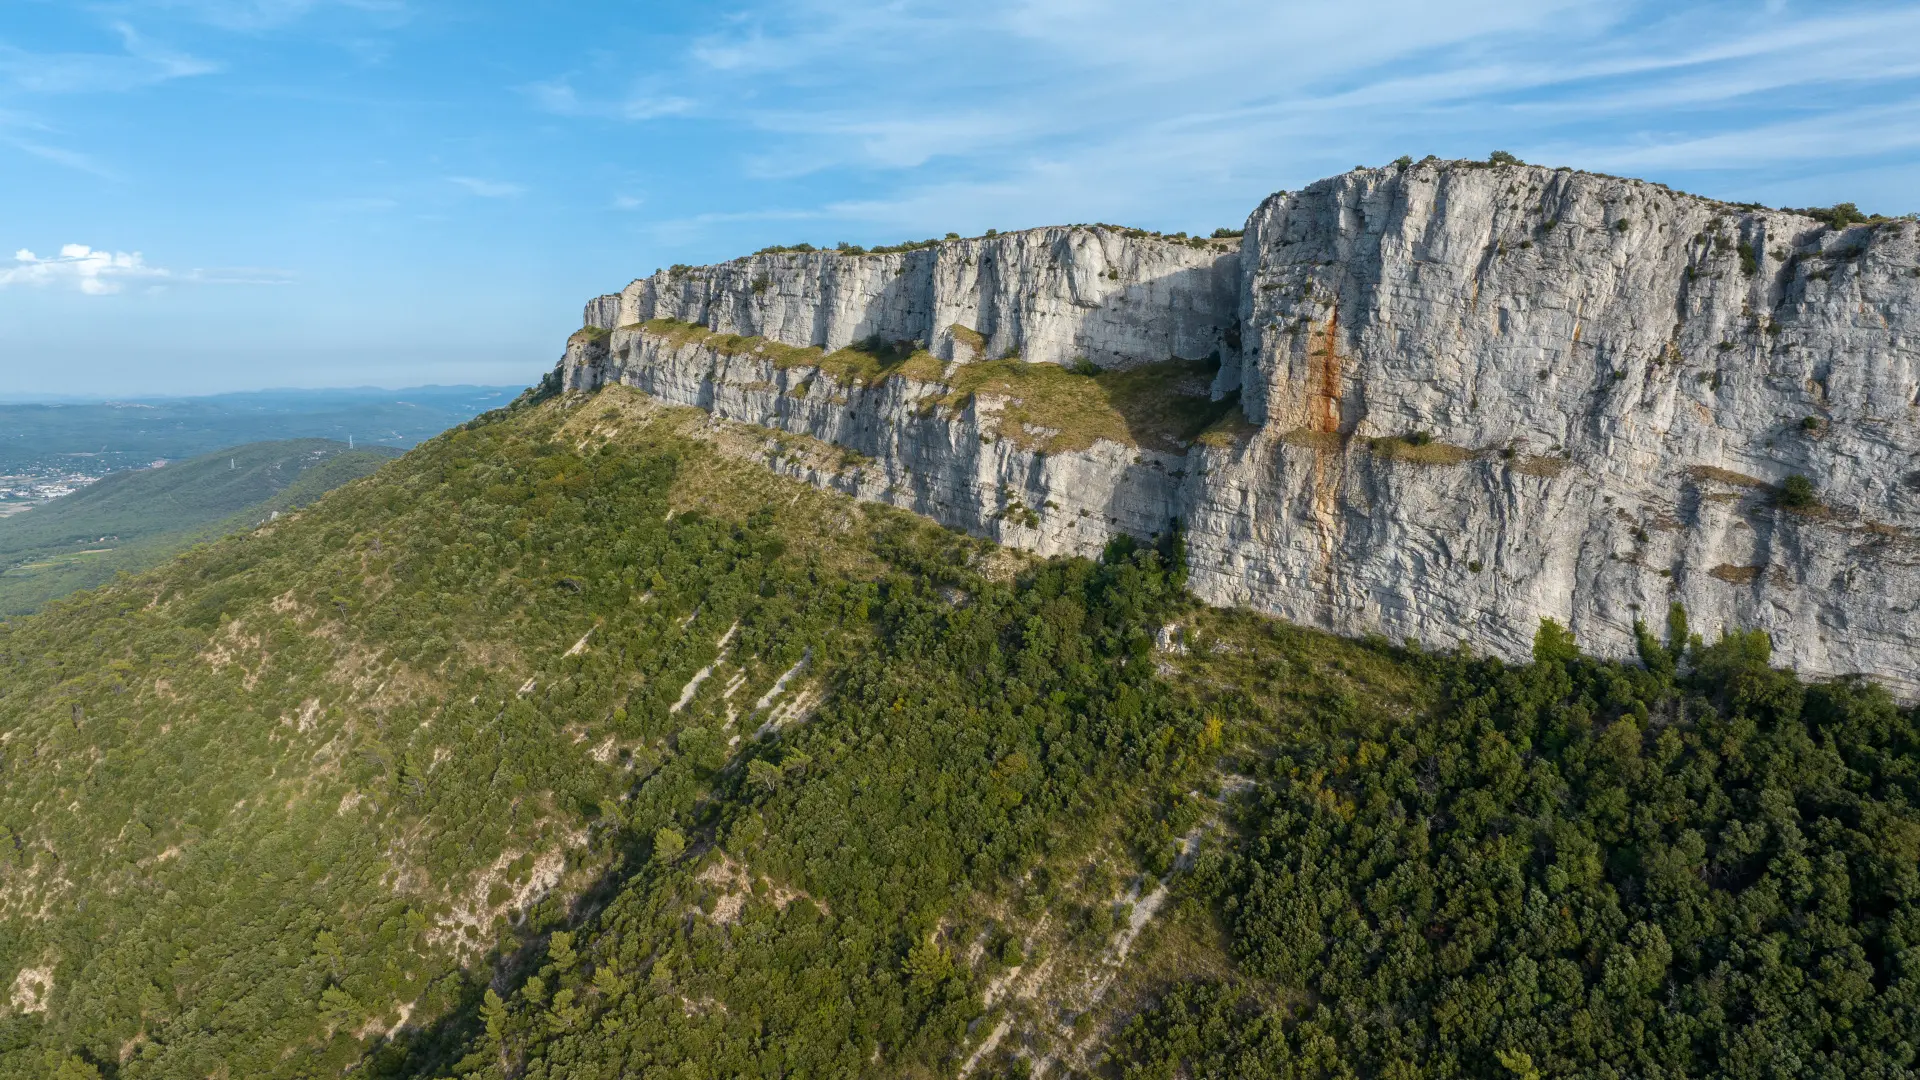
[1777,473,1818,509]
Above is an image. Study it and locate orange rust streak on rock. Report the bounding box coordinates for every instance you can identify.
[1299,303,1346,603]
[1310,307,1343,434]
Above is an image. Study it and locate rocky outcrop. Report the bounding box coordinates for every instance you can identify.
[561,161,1920,696]
[584,227,1241,371]
[563,324,1186,556]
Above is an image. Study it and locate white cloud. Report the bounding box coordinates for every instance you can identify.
[0,244,293,294]
[1,245,167,294]
[558,0,1920,250]
[447,176,526,198]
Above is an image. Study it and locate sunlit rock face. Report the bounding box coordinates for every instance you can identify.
[585,226,1240,371]
[563,161,1920,696]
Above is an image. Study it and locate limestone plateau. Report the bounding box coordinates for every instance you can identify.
[558,159,1920,696]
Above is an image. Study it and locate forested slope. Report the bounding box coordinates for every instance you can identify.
[0,387,1913,1080]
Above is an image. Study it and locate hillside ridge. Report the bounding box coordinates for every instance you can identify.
[562,157,1920,695]
[4,389,1916,1078]
[0,438,401,614]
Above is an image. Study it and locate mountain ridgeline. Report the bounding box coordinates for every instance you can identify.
[565,157,1920,699]
[0,158,1916,1080]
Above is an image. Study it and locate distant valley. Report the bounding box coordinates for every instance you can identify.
[0,385,517,515]
[0,386,517,615]
[0,439,401,615]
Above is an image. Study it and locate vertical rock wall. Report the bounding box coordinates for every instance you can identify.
[563,326,1183,557]
[1205,162,1920,694]
[583,227,1241,371]
[564,161,1920,695]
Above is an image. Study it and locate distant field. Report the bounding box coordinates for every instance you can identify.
[0,439,402,614]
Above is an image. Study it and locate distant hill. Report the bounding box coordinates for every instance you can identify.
[0,384,519,476]
[0,439,400,614]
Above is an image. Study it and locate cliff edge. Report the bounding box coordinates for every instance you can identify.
[559,159,1920,695]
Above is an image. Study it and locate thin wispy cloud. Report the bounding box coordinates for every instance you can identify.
[1,134,116,178]
[8,0,1920,396]
[447,176,525,198]
[550,0,1920,243]
[0,25,217,95]
[127,0,411,33]
[524,79,694,122]
[109,21,220,79]
[1572,99,1920,172]
[0,18,217,175]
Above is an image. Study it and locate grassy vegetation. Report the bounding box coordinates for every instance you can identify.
[1194,404,1261,449]
[1779,202,1903,230]
[2,386,1913,1080]
[1688,465,1770,489]
[942,356,1232,454]
[0,389,1221,1079]
[0,439,398,614]
[635,320,1234,454]
[948,323,988,360]
[0,394,938,1077]
[1368,431,1478,466]
[633,319,942,385]
[747,225,1236,259]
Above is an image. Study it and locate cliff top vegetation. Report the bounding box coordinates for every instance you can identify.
[626,319,1235,453]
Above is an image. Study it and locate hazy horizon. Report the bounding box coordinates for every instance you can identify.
[0,382,528,405]
[5,0,1919,397]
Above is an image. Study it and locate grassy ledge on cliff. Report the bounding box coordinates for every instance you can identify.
[0,387,1914,1080]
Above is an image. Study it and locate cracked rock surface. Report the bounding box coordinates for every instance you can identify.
[563,161,1920,696]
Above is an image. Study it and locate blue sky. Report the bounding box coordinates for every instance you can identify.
[2,0,1918,397]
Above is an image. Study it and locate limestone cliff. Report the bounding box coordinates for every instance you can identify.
[560,160,1920,695]
[584,227,1240,371]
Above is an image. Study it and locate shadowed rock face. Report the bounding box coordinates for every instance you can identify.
[562,161,1920,696]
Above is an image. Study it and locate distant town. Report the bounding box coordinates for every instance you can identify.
[0,466,112,517]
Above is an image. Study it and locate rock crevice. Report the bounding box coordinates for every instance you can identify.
[562,161,1920,695]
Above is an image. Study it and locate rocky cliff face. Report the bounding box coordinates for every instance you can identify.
[564,323,1186,555]
[562,161,1920,695]
[585,227,1241,371]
